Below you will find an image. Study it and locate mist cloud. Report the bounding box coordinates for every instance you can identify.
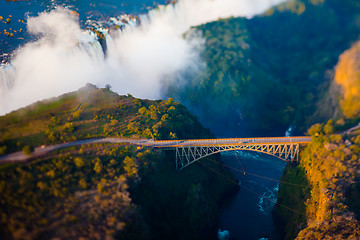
[0,0,286,115]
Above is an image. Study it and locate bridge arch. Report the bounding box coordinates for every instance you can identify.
[175,143,300,171]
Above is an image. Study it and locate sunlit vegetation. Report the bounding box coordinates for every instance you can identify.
[22,145,34,155]
[0,84,234,239]
[0,145,149,239]
[0,146,7,155]
[0,84,212,154]
[294,123,360,239]
[0,136,233,240]
[335,40,360,118]
[273,26,360,237]
[166,0,360,136]
[275,117,360,239]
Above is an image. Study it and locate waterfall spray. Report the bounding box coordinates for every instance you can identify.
[0,0,286,115]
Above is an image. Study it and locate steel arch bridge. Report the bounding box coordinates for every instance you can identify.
[0,136,311,169]
[149,137,311,170]
[174,142,301,170]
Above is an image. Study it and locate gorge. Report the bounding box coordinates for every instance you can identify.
[1,0,360,239]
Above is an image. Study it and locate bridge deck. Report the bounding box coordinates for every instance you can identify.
[0,136,311,165]
[154,136,312,170]
[148,136,311,148]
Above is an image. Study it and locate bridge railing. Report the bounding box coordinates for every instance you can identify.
[149,136,311,148]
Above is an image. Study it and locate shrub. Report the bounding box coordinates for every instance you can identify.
[22,145,34,155]
[74,157,85,168]
[307,123,323,136]
[324,119,334,135]
[138,107,147,115]
[123,156,138,177]
[64,122,75,133]
[0,146,7,155]
[94,161,102,174]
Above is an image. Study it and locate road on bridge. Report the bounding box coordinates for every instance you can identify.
[0,136,311,163]
[0,138,150,163]
[148,136,311,147]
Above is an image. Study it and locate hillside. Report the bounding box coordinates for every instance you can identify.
[165,0,360,136]
[273,23,360,238]
[0,83,212,155]
[275,122,360,239]
[0,85,235,239]
[2,0,360,238]
[296,123,360,239]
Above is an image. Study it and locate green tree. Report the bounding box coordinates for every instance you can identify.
[79,179,87,189]
[133,98,142,107]
[0,146,7,155]
[94,161,102,174]
[64,122,75,133]
[72,110,81,120]
[138,107,147,115]
[46,128,60,143]
[74,157,85,168]
[97,182,104,193]
[22,145,34,155]
[323,119,334,135]
[169,132,177,139]
[307,123,323,136]
[37,181,48,191]
[167,97,174,104]
[123,156,138,177]
[161,114,169,122]
[127,121,141,133]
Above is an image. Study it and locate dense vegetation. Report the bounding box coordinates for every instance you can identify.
[273,15,360,237]
[0,85,235,239]
[274,120,360,239]
[295,123,360,239]
[273,163,310,240]
[0,143,235,239]
[0,144,147,239]
[335,40,360,119]
[165,0,360,136]
[2,0,360,239]
[0,84,212,155]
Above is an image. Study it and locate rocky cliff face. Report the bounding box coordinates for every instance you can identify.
[296,125,360,239]
[275,122,360,239]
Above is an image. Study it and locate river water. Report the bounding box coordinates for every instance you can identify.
[1,1,287,239]
[219,151,286,240]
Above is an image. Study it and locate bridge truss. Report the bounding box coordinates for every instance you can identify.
[175,143,301,171]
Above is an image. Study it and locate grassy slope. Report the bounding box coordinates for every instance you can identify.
[0,85,235,239]
[165,0,360,136]
[0,84,212,155]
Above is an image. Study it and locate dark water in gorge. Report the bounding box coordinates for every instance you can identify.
[218,151,286,240]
